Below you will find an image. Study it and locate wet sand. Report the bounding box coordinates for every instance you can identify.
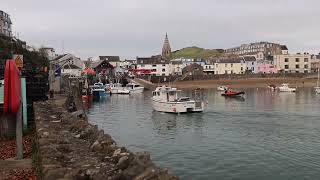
[165,78,318,89]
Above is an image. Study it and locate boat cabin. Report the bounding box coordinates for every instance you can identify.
[152,86,182,102]
[126,83,141,90]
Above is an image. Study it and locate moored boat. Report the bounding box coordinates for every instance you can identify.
[91,83,107,98]
[221,89,245,97]
[125,83,144,93]
[278,83,296,92]
[110,83,130,94]
[151,85,204,113]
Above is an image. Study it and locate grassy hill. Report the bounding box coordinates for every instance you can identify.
[169,46,224,59]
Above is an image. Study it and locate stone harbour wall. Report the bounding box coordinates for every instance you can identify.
[34,96,178,180]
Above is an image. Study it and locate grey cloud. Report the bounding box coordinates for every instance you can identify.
[2,0,320,58]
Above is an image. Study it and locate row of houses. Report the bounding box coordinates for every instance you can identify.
[134,41,320,77]
[43,40,320,79]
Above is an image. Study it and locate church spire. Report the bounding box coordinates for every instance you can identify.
[162,33,171,58]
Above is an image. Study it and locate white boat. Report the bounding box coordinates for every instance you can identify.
[278,83,296,92]
[91,83,106,97]
[125,83,144,93]
[110,83,130,94]
[151,86,204,113]
[314,68,320,94]
[217,86,228,91]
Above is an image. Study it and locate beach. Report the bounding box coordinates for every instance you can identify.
[166,77,318,89]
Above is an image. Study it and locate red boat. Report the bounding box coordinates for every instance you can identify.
[221,89,245,97]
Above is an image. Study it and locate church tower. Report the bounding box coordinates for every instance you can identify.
[162,33,171,58]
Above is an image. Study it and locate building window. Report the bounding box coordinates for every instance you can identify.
[225,64,227,67]
[304,58,308,62]
[162,69,165,72]
[285,58,289,62]
[141,64,145,67]
[225,70,227,74]
[231,63,233,67]
[152,64,156,67]
[252,62,254,65]
[162,73,165,76]
[285,65,289,69]
[295,58,299,62]
[241,67,243,71]
[304,70,308,73]
[304,65,308,69]
[162,64,166,66]
[296,65,299,69]
[296,71,299,73]
[231,70,233,74]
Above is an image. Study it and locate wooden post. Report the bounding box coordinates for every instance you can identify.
[16,103,23,159]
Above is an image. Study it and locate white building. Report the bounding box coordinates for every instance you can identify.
[39,47,56,60]
[169,59,186,75]
[274,52,311,73]
[53,54,84,76]
[242,56,258,73]
[136,56,170,76]
[99,56,120,67]
[210,57,246,75]
[0,10,12,37]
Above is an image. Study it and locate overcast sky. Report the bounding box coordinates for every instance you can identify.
[2,0,320,59]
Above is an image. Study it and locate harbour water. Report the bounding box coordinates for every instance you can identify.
[87,88,320,180]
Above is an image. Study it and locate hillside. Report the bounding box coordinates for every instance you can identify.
[169,46,224,59]
[0,35,48,66]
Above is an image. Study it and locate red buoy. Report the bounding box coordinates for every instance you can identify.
[3,60,21,114]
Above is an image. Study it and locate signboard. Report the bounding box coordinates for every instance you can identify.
[13,54,23,68]
[55,65,61,77]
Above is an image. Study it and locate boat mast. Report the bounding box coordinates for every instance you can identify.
[317,68,320,87]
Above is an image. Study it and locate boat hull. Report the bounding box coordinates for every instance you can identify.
[92,90,106,98]
[129,87,144,94]
[151,99,204,113]
[111,87,130,94]
[221,91,245,97]
[279,88,296,92]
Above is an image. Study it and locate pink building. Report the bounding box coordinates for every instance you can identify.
[257,61,278,74]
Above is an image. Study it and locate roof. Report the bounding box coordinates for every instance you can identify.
[171,60,182,65]
[99,56,120,62]
[210,55,243,63]
[52,54,67,61]
[281,45,288,50]
[137,56,168,64]
[243,56,256,62]
[91,60,114,69]
[63,64,82,69]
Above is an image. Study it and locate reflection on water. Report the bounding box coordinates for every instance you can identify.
[87,88,320,180]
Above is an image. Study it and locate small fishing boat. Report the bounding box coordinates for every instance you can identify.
[91,83,106,98]
[110,83,130,94]
[217,86,228,91]
[151,85,204,113]
[221,89,245,97]
[125,83,144,93]
[278,83,296,92]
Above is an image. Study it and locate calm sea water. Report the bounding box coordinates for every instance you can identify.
[87,88,320,180]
